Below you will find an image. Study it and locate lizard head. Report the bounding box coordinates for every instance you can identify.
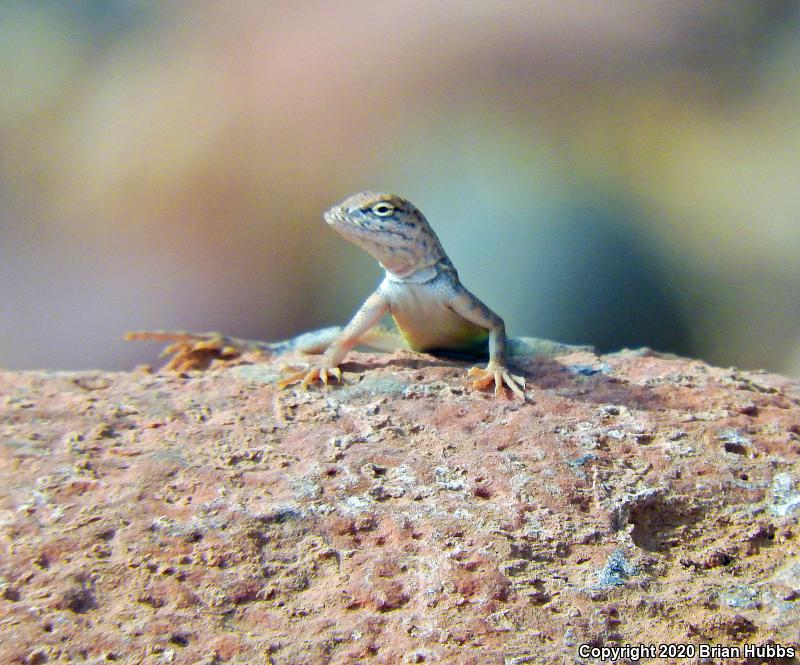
[324,191,446,278]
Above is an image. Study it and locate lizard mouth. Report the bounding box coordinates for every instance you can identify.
[323,208,342,226]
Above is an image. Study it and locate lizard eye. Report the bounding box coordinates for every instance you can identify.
[371,202,395,217]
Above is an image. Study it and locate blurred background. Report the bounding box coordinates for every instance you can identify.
[1,0,799,377]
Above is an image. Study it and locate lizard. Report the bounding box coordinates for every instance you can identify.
[128,192,593,398]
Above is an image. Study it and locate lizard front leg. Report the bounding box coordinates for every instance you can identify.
[279,290,389,389]
[447,290,526,399]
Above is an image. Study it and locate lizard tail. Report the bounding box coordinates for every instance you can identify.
[508,336,595,359]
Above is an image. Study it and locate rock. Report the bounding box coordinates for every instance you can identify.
[1,349,799,663]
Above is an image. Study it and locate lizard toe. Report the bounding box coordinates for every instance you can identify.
[301,368,322,389]
[494,372,505,397]
[502,372,526,399]
[468,365,526,399]
[319,367,344,385]
[468,367,495,389]
[278,370,306,389]
[280,365,343,390]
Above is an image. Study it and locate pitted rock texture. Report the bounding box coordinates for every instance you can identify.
[1,349,800,664]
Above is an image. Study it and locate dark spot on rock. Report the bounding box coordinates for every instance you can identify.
[257,506,303,524]
[526,579,551,605]
[472,484,492,499]
[184,531,204,543]
[1,585,20,601]
[26,648,48,665]
[719,429,751,455]
[722,614,757,638]
[723,440,748,455]
[59,585,96,613]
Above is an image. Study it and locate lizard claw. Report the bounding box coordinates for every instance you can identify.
[468,364,526,399]
[318,366,343,386]
[279,365,343,390]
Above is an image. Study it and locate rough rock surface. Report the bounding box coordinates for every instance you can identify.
[1,348,800,664]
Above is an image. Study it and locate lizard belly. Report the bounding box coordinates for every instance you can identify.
[384,281,488,354]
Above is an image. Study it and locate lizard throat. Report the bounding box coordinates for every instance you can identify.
[383,263,439,283]
[365,240,442,280]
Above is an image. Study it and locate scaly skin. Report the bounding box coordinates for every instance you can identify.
[281,192,528,398]
[129,192,593,398]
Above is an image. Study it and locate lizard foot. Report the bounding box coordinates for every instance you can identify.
[468,363,526,399]
[125,331,246,372]
[278,365,343,390]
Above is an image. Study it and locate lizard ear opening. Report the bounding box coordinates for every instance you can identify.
[371,202,395,217]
